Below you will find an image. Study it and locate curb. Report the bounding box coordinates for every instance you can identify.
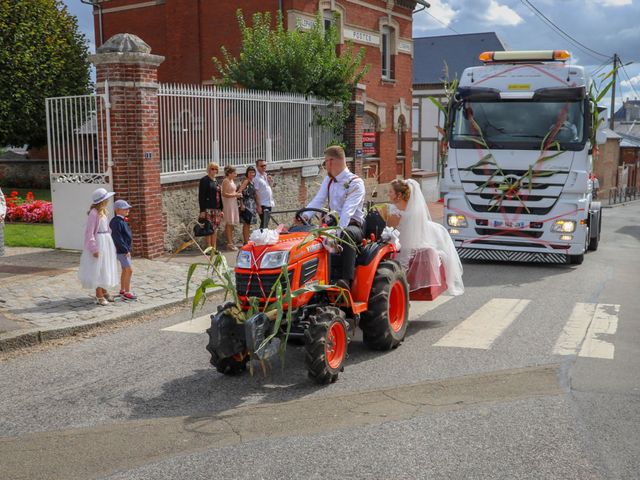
[0,288,223,353]
[602,198,640,209]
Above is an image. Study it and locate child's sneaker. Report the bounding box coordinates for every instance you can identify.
[122,291,138,301]
[119,290,126,295]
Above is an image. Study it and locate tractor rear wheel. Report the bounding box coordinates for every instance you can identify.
[304,306,348,384]
[360,261,409,350]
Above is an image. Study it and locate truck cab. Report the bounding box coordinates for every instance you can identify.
[444,50,602,264]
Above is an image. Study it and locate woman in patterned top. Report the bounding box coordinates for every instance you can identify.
[237,166,261,245]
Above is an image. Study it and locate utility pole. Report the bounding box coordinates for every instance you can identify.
[609,53,618,130]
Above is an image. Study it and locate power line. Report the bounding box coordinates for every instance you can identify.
[422,9,461,35]
[590,57,614,76]
[520,0,611,62]
[619,58,640,100]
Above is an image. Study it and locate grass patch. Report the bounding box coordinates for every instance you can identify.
[4,223,54,248]
[1,187,51,202]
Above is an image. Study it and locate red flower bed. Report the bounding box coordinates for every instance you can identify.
[3,191,53,223]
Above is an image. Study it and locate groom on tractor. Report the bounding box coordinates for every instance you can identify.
[299,145,365,290]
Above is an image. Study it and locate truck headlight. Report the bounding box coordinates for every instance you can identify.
[260,251,289,269]
[447,214,468,227]
[551,220,576,233]
[236,250,252,269]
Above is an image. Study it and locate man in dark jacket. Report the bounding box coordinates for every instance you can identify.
[110,199,137,300]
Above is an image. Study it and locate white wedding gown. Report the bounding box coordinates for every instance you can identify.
[392,179,464,296]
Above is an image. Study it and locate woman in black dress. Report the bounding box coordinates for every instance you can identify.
[237,166,261,244]
[198,162,223,250]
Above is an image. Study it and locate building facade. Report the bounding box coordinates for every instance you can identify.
[91,0,419,182]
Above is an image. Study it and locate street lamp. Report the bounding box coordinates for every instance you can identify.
[79,0,104,47]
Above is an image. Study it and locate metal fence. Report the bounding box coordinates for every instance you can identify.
[158,84,337,176]
[45,90,111,183]
[607,186,638,205]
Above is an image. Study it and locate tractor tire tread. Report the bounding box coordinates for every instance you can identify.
[304,307,346,385]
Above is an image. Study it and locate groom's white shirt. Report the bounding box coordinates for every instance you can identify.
[306,168,365,228]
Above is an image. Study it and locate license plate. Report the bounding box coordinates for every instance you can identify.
[491,220,526,228]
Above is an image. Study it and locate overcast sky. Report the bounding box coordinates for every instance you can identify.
[65,0,639,112]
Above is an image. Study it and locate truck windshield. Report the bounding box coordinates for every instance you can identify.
[451,100,586,150]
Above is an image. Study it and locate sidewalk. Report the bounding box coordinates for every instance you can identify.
[0,202,444,352]
[0,247,232,351]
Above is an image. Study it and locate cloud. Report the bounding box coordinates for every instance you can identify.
[621,74,640,88]
[413,0,458,33]
[600,0,632,6]
[483,0,523,26]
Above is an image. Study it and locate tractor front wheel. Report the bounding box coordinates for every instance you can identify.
[305,306,348,384]
[208,350,249,375]
[360,261,409,350]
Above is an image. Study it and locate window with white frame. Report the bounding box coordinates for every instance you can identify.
[323,10,334,32]
[381,25,395,80]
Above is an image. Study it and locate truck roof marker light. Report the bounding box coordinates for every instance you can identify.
[553,50,571,61]
[479,51,494,62]
[480,50,571,63]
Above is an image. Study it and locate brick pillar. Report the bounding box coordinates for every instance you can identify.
[344,85,366,177]
[90,34,166,258]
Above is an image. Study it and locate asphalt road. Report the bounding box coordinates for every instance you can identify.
[1,203,639,480]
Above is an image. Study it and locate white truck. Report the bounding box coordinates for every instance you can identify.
[443,50,603,264]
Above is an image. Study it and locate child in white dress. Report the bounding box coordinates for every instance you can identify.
[78,188,119,306]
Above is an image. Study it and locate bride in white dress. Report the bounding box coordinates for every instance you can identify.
[386,179,464,296]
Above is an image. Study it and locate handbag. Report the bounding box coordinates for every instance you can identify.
[240,207,253,224]
[194,218,214,237]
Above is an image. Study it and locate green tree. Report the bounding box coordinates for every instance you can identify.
[214,10,368,142]
[0,0,91,147]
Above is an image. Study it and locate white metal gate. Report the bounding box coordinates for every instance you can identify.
[46,84,112,250]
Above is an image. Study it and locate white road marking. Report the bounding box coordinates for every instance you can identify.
[578,303,620,360]
[161,313,211,333]
[552,303,597,356]
[433,298,530,350]
[409,295,453,321]
[162,296,454,334]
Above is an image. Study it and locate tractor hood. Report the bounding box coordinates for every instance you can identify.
[239,231,324,269]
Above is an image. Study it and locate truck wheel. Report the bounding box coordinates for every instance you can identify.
[360,261,409,351]
[208,350,249,375]
[588,215,601,251]
[569,254,584,265]
[305,306,348,385]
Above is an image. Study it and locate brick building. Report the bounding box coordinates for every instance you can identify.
[90,0,422,182]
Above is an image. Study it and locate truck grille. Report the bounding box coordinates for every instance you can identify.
[460,168,568,216]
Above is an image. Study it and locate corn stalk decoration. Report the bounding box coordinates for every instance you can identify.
[427,65,459,177]
[588,66,620,162]
[180,224,355,371]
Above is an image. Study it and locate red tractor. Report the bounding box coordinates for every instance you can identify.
[206,207,446,384]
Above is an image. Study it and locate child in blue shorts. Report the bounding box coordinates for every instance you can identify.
[110,199,137,301]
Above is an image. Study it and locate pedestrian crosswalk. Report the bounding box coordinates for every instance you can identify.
[434,298,530,350]
[161,297,622,360]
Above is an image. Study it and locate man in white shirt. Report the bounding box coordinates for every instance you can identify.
[304,145,365,287]
[254,158,274,229]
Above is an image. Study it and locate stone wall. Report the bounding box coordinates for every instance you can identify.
[0,159,49,189]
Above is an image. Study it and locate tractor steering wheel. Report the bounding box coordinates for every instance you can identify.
[294,208,338,227]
